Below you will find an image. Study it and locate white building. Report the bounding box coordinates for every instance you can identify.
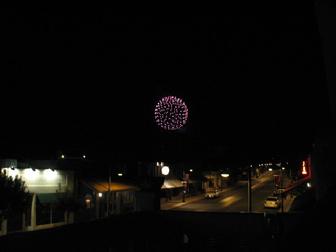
[0,159,75,235]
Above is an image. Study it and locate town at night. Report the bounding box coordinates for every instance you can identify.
[1,4,336,252]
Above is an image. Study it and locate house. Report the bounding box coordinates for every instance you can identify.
[79,179,140,220]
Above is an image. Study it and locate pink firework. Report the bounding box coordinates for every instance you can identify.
[154,96,189,130]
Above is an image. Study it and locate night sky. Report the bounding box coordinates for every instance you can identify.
[0,8,331,164]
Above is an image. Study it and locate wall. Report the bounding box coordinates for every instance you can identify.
[1,168,73,194]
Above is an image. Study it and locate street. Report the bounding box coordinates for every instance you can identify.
[164,172,285,213]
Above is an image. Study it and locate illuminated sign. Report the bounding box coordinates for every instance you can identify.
[302,161,308,175]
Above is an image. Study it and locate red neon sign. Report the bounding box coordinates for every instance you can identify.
[302,161,308,175]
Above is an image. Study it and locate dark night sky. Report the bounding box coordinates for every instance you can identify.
[0,8,331,163]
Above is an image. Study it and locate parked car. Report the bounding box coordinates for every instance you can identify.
[264,196,281,208]
[205,189,220,199]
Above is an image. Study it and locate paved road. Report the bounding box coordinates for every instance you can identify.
[171,173,280,213]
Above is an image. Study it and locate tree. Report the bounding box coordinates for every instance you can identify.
[0,170,31,219]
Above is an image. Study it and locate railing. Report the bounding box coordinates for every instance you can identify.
[0,211,305,252]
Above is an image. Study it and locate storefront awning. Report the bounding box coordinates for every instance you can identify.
[82,180,139,193]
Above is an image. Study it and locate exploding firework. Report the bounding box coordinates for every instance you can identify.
[154,96,188,130]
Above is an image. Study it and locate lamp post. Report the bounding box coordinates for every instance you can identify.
[280,167,284,213]
[182,171,189,202]
[160,164,171,203]
[106,167,111,217]
[96,192,102,219]
[248,165,252,212]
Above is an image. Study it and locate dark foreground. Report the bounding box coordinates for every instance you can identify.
[2,210,324,252]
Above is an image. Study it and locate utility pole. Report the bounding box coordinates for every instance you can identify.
[248,165,252,212]
[107,167,111,216]
[281,168,284,213]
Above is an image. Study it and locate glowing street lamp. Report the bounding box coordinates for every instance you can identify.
[221,173,230,178]
[98,192,103,198]
[161,166,170,176]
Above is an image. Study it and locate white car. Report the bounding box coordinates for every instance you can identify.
[264,196,281,208]
[205,189,220,199]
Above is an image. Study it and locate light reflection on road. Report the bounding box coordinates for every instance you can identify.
[220,195,242,207]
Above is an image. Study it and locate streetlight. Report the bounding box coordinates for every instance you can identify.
[189,169,193,172]
[61,154,65,159]
[221,173,230,178]
[106,167,111,217]
[248,165,252,212]
[161,166,170,176]
[280,167,284,213]
[97,192,103,219]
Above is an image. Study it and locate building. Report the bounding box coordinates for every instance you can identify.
[0,159,76,234]
[79,179,139,220]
